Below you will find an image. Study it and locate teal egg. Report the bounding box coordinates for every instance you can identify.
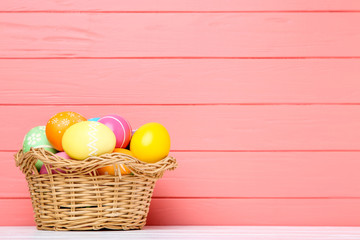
[22,126,58,172]
[88,117,100,121]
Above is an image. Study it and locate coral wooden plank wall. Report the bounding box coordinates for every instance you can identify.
[1,0,359,226]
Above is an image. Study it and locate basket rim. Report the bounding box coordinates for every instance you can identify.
[15,148,177,180]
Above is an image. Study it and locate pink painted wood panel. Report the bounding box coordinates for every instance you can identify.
[1,0,360,11]
[1,0,359,227]
[4,151,360,198]
[2,59,360,104]
[4,198,360,226]
[149,199,360,226]
[2,105,360,151]
[1,13,360,58]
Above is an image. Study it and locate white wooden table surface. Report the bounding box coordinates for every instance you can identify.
[2,226,360,240]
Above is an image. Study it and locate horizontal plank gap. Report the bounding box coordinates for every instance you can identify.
[171,150,360,153]
[5,196,360,200]
[5,149,360,153]
[2,57,360,60]
[3,103,360,106]
[2,11,360,13]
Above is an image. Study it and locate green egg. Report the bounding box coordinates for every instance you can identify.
[22,126,58,172]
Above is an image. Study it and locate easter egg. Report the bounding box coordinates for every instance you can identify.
[130,123,170,163]
[22,126,58,172]
[39,152,69,174]
[55,151,71,159]
[88,117,100,122]
[62,121,116,160]
[98,114,132,148]
[97,148,133,175]
[46,111,86,151]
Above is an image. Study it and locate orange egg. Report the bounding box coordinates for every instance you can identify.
[46,111,86,151]
[97,148,133,175]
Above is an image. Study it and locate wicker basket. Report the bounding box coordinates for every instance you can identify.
[14,148,177,231]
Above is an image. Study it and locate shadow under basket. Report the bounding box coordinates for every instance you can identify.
[14,148,177,231]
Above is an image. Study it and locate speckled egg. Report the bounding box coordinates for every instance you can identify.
[46,111,87,151]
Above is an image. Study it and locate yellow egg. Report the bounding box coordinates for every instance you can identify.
[130,122,170,163]
[62,121,116,160]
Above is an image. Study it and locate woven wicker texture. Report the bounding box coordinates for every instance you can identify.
[15,148,177,231]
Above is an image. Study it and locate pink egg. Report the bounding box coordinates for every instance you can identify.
[98,115,132,148]
[39,152,70,174]
[56,151,71,159]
